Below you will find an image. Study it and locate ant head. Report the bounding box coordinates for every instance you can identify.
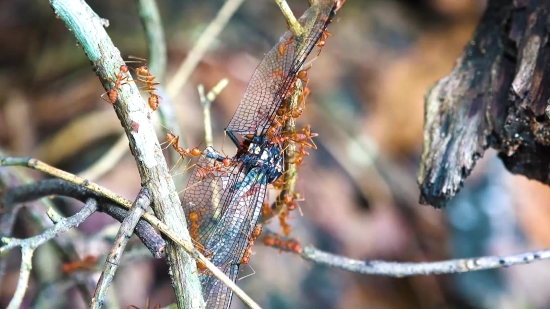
[190,147,202,157]
[189,212,199,222]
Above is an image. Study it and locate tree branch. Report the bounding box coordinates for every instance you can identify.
[274,0,303,37]
[91,188,152,308]
[300,245,550,277]
[0,154,94,303]
[135,0,166,84]
[198,78,228,147]
[47,0,203,306]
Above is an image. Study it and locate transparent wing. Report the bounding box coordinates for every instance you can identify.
[182,146,267,308]
[226,0,337,136]
[201,264,239,309]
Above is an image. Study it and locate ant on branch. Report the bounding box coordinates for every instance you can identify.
[101,65,130,104]
[125,56,161,111]
[262,233,302,253]
[239,224,263,265]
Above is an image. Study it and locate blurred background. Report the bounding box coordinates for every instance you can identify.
[2,0,550,308]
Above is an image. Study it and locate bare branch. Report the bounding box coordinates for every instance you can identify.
[300,245,550,277]
[166,0,245,98]
[0,154,94,303]
[91,188,152,309]
[1,199,98,254]
[135,0,167,84]
[7,246,33,309]
[47,0,203,304]
[274,0,303,37]
[1,157,131,209]
[198,78,228,147]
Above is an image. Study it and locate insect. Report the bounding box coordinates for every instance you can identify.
[61,255,97,273]
[239,224,263,264]
[262,232,302,253]
[182,1,339,308]
[126,56,161,111]
[101,65,130,104]
[316,29,332,55]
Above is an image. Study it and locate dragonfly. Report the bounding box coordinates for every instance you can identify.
[181,0,339,307]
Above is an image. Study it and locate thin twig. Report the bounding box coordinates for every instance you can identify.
[198,78,229,147]
[1,199,98,254]
[135,0,167,84]
[8,246,33,309]
[166,0,245,98]
[300,245,550,277]
[274,0,303,37]
[2,199,98,309]
[0,157,261,309]
[1,157,131,208]
[91,188,152,309]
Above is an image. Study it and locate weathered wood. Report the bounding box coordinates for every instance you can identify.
[498,1,550,182]
[418,0,514,208]
[419,0,550,207]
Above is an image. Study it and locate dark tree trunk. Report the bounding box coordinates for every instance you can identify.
[418,0,550,208]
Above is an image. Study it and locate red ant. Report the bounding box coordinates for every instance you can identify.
[101,65,130,104]
[125,56,161,111]
[239,224,263,264]
[290,86,310,118]
[193,161,230,180]
[160,128,204,174]
[278,209,292,236]
[262,233,302,253]
[282,192,304,211]
[290,146,310,165]
[285,125,318,149]
[261,200,274,217]
[188,211,216,274]
[316,29,332,55]
[278,36,294,56]
[61,255,97,273]
[148,93,160,111]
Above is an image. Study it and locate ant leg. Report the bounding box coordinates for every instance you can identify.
[238,265,256,281]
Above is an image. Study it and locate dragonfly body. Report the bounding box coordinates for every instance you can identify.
[181,1,340,308]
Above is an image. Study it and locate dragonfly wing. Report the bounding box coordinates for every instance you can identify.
[226,0,338,136]
[183,147,268,308]
[201,264,239,309]
[182,146,242,244]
